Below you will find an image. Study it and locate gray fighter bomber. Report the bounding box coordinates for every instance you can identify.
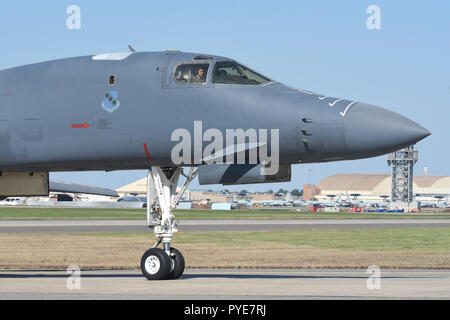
[0,50,430,280]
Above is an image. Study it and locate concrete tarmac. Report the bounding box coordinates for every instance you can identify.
[0,269,449,300]
[1,219,450,234]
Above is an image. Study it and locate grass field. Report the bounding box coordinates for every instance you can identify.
[0,207,450,220]
[1,207,448,270]
[1,228,449,270]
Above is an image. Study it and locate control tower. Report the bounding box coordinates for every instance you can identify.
[387,145,418,203]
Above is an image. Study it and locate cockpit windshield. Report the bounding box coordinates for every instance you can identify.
[212,61,271,85]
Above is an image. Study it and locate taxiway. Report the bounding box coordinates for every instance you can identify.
[1,219,449,234]
[0,269,449,299]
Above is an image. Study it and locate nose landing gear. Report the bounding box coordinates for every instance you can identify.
[140,166,197,280]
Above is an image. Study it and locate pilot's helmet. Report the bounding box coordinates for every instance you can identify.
[182,71,191,81]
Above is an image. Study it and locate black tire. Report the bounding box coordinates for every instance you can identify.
[168,247,185,280]
[140,248,171,280]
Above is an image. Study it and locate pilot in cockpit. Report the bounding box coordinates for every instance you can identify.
[191,67,205,83]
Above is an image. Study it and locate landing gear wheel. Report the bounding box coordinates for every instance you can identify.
[168,247,185,280]
[140,248,171,280]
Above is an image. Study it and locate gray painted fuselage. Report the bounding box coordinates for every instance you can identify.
[0,51,430,172]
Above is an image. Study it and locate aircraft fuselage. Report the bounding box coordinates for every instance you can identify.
[0,51,430,172]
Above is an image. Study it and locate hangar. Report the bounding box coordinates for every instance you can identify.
[316,174,450,203]
[116,178,148,196]
[116,173,450,205]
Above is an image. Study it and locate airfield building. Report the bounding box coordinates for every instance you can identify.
[116,173,450,205]
[316,174,450,203]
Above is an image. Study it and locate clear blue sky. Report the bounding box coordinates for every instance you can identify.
[1,1,448,191]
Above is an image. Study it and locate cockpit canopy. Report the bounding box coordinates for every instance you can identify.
[174,60,271,86]
[212,61,271,85]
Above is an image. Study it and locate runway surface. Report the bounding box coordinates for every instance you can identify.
[1,219,450,233]
[0,269,449,299]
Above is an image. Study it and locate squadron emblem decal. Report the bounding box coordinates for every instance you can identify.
[101,91,120,113]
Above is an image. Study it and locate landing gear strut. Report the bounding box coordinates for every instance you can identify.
[140,166,197,280]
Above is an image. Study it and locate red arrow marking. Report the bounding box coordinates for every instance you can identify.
[143,142,152,161]
[71,122,90,129]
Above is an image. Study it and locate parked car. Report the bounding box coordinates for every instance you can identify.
[117,196,147,208]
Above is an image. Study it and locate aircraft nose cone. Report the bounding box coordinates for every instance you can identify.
[344,103,430,156]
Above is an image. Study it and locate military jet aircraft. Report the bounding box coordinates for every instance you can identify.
[419,196,449,209]
[0,50,430,280]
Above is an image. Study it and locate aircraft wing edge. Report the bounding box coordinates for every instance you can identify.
[49,180,119,197]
